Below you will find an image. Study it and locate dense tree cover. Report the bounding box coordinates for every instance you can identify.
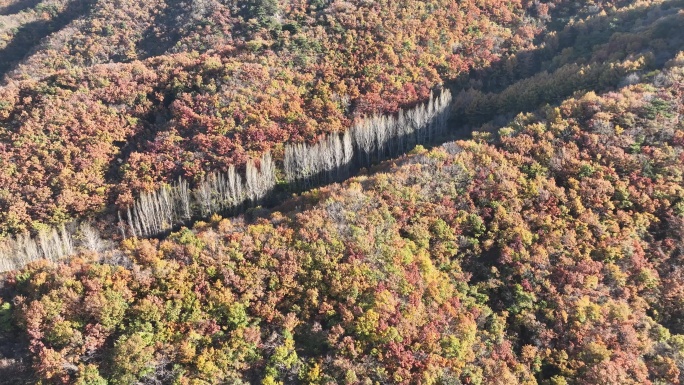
[1,49,683,384]
[451,0,684,127]
[1,0,684,383]
[0,0,546,236]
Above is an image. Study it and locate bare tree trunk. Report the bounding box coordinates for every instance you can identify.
[60,225,74,257]
[175,178,192,222]
[246,152,276,204]
[195,177,213,217]
[226,165,244,209]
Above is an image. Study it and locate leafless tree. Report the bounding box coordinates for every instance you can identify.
[342,130,354,175]
[393,108,408,155]
[60,225,75,257]
[352,119,375,167]
[195,176,215,217]
[79,222,107,253]
[285,142,318,188]
[225,165,245,208]
[372,114,390,161]
[284,89,452,186]
[127,206,139,238]
[126,183,177,237]
[0,224,78,272]
[175,177,192,221]
[329,133,344,180]
[246,152,276,203]
[37,226,73,262]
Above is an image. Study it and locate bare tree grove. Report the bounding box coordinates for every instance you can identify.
[0,90,452,271]
[285,89,452,185]
[0,223,108,272]
[125,152,277,238]
[124,90,451,238]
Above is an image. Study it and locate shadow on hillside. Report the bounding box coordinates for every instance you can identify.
[0,286,32,382]
[0,0,95,80]
[446,0,684,136]
[0,0,41,16]
[450,0,684,94]
[135,0,186,57]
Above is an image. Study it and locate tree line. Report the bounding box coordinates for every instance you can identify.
[124,152,276,239]
[0,222,107,272]
[125,90,452,239]
[284,89,452,187]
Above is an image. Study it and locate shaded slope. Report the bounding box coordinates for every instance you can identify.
[0,0,41,15]
[0,0,94,78]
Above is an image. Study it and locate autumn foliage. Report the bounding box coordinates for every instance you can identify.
[1,0,684,384]
[0,0,542,235]
[2,44,683,383]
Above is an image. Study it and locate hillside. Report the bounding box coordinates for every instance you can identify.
[2,49,683,384]
[0,0,683,384]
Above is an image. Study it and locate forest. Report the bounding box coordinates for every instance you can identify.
[0,0,683,384]
[0,0,540,238]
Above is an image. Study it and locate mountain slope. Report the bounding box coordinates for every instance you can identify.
[2,48,683,385]
[0,0,547,236]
